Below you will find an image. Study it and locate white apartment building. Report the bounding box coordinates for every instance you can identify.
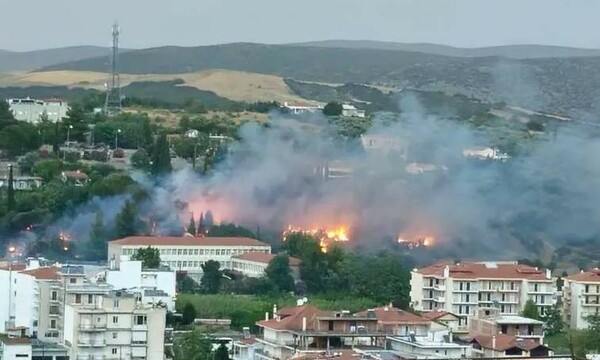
[563,268,600,329]
[108,236,271,280]
[0,176,43,191]
[231,253,301,278]
[7,98,69,123]
[410,262,556,330]
[341,104,366,118]
[103,257,177,311]
[360,134,407,157]
[62,283,166,360]
[0,335,32,360]
[281,102,323,114]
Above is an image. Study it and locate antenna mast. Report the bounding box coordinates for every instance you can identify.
[104,23,122,116]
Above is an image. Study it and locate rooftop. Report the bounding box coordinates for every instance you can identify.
[470,334,549,351]
[0,334,31,345]
[415,261,551,280]
[492,315,544,325]
[111,236,270,247]
[565,268,600,283]
[421,310,459,321]
[62,170,88,180]
[232,252,301,266]
[355,306,430,324]
[20,266,61,280]
[257,305,331,331]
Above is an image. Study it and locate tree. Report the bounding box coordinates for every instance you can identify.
[265,255,294,293]
[541,303,564,336]
[0,100,14,121]
[208,223,255,238]
[7,164,15,212]
[173,330,213,360]
[151,133,172,175]
[323,102,343,116]
[187,215,197,235]
[177,274,199,293]
[201,260,222,294]
[131,246,161,268]
[522,299,541,320]
[181,302,197,325]
[204,211,214,229]
[62,104,89,142]
[0,123,40,156]
[115,200,139,238]
[214,343,230,360]
[32,159,62,182]
[131,149,151,171]
[88,210,106,260]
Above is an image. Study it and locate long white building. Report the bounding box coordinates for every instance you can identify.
[563,268,600,329]
[410,261,556,331]
[7,98,69,123]
[108,236,271,280]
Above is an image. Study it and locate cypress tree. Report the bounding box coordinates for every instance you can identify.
[187,215,197,236]
[150,134,172,176]
[7,164,15,212]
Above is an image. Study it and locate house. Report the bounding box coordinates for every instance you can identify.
[282,102,324,114]
[360,134,407,157]
[563,268,600,329]
[354,305,433,337]
[462,147,510,161]
[108,236,271,282]
[341,104,366,118]
[0,176,43,190]
[387,331,470,359]
[468,307,545,341]
[421,310,462,333]
[230,252,301,279]
[61,170,88,186]
[410,261,556,330]
[0,334,32,360]
[103,257,177,311]
[469,334,553,358]
[314,160,354,181]
[185,129,200,138]
[7,98,69,123]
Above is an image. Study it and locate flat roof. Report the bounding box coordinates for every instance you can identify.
[492,315,544,325]
[111,236,270,247]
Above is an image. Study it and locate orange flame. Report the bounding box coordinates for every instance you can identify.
[283,225,350,253]
[397,234,435,249]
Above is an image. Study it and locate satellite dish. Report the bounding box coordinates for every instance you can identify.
[302,297,308,303]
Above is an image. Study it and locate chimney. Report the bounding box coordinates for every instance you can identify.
[443,265,450,278]
[492,335,496,351]
[302,317,307,332]
[546,268,551,279]
[448,330,453,343]
[265,312,269,321]
[273,304,278,318]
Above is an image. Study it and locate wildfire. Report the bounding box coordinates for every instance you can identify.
[283,225,350,253]
[58,231,71,251]
[397,234,435,249]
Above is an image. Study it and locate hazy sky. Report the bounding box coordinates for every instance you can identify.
[1,0,599,51]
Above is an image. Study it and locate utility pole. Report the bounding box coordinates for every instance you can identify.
[104,23,122,116]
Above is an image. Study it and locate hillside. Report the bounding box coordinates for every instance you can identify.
[0,46,131,72]
[293,40,600,59]
[40,43,600,118]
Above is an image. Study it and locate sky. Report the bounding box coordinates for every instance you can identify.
[1,0,599,51]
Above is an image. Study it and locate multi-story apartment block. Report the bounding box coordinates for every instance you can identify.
[7,98,69,123]
[468,307,545,341]
[108,236,271,280]
[62,283,166,360]
[410,261,556,330]
[231,253,301,279]
[563,268,600,329]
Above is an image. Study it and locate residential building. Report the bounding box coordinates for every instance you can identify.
[462,147,510,161]
[341,104,366,118]
[387,331,470,359]
[231,252,301,279]
[354,306,433,337]
[468,307,544,341]
[421,310,461,333]
[31,339,69,360]
[7,98,69,123]
[360,134,407,157]
[469,334,553,358]
[62,284,166,360]
[410,261,556,330]
[282,102,323,115]
[103,257,177,311]
[61,171,88,186]
[0,334,32,360]
[0,176,43,191]
[108,236,271,281]
[314,161,354,181]
[563,268,600,329]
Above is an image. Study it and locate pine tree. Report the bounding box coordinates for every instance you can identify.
[204,210,214,229]
[151,133,172,176]
[88,210,106,260]
[115,200,139,238]
[7,164,15,212]
[198,212,205,234]
[214,343,230,360]
[187,215,197,236]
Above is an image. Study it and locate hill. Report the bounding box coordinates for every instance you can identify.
[40,43,600,118]
[0,46,131,72]
[293,40,600,59]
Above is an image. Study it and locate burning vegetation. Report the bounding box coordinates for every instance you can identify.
[396,234,435,249]
[283,225,350,253]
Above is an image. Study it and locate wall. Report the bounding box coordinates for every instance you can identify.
[2,343,32,359]
[146,308,167,360]
[14,273,37,334]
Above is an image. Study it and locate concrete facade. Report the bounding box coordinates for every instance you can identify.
[563,269,600,329]
[7,98,69,123]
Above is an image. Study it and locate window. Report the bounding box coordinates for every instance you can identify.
[113,332,118,339]
[88,294,93,304]
[70,278,76,284]
[178,249,183,255]
[510,282,515,290]
[194,249,199,255]
[177,261,182,268]
[502,293,506,302]
[501,324,507,334]
[50,319,57,329]
[113,300,119,308]
[585,284,590,293]
[135,315,147,325]
[466,282,471,291]
[112,348,118,355]
[459,282,463,291]
[33,320,38,327]
[183,249,188,255]
[75,294,82,304]
[216,249,221,256]
[51,291,58,301]
[113,316,118,324]
[183,261,188,267]
[466,294,470,303]
[534,283,539,292]
[199,249,204,255]
[160,249,165,255]
[194,261,199,267]
[226,249,231,255]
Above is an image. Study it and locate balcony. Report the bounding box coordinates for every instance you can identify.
[434,284,446,291]
[79,323,107,331]
[132,340,147,346]
[132,324,148,331]
[434,296,445,303]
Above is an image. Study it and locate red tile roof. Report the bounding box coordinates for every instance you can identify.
[416,261,550,280]
[110,236,270,247]
[232,252,301,266]
[356,306,431,324]
[421,309,459,321]
[565,268,600,283]
[0,264,27,271]
[257,305,331,331]
[20,267,60,280]
[471,334,547,351]
[63,170,88,180]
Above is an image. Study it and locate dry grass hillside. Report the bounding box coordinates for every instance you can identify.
[0,69,313,104]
